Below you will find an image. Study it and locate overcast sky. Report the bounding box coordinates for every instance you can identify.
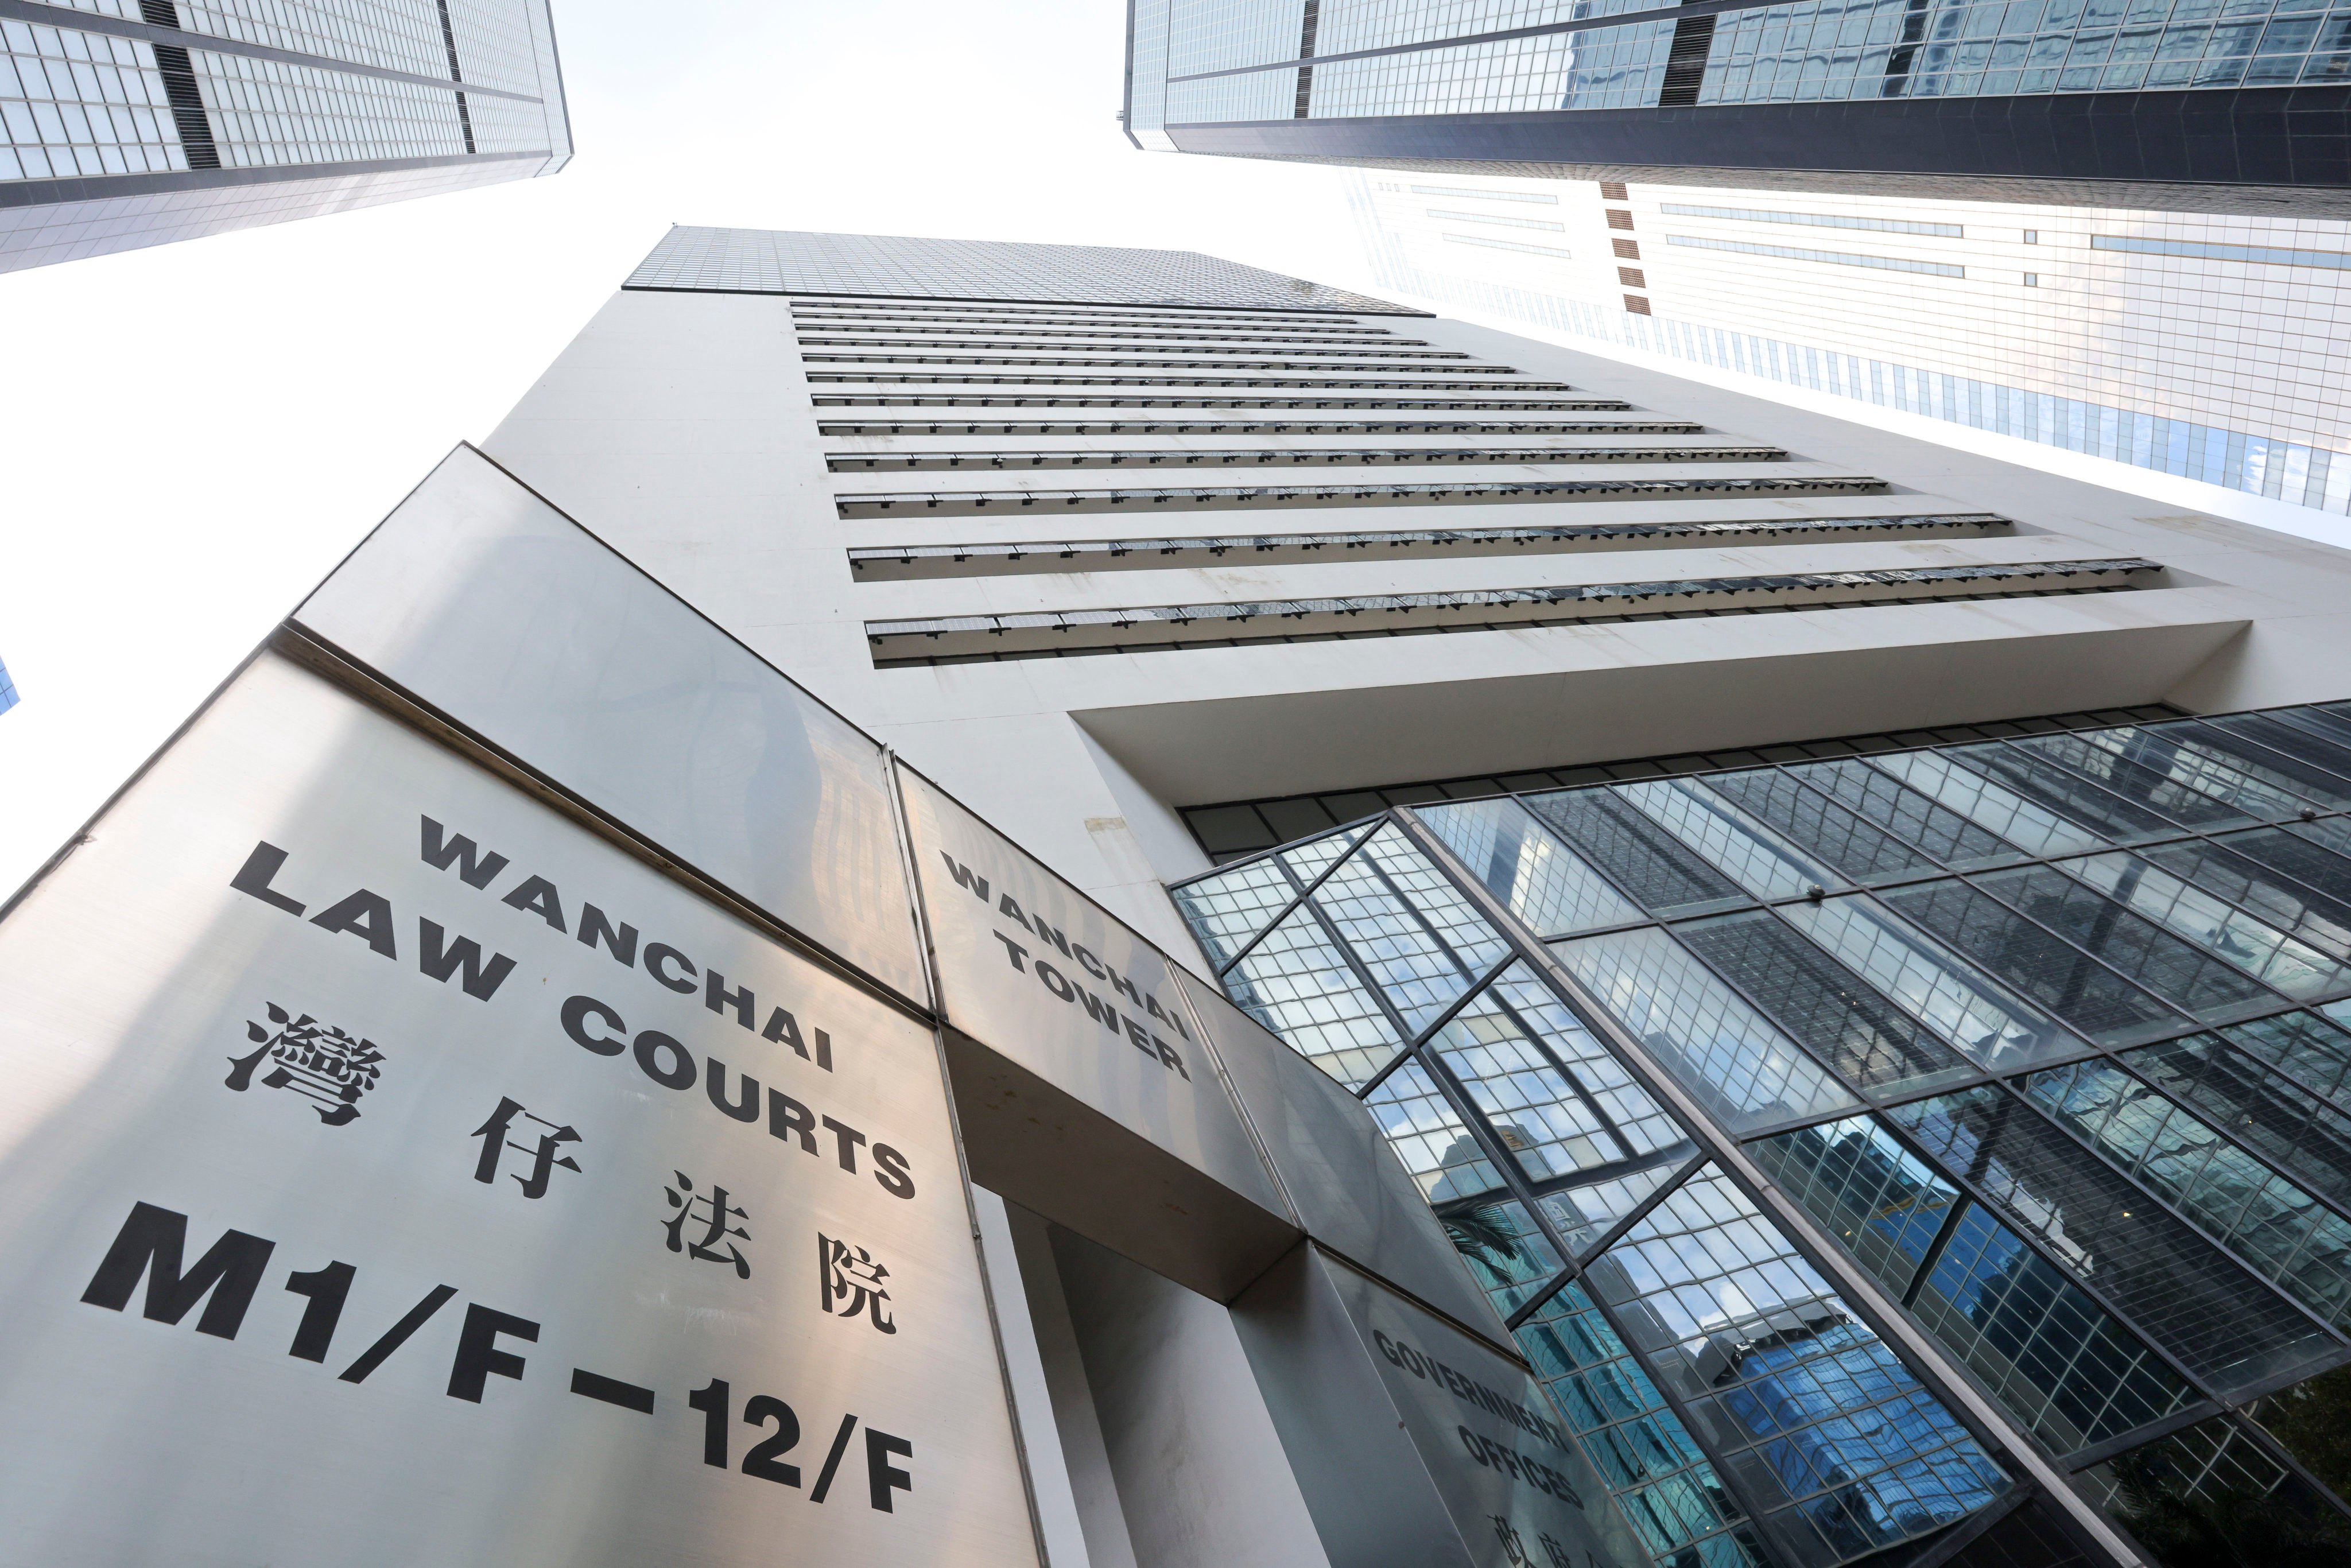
[0,0,1378,894]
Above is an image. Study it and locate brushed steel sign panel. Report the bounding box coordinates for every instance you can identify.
[897,766,1298,1297]
[0,655,1038,1567]
[294,445,928,1004]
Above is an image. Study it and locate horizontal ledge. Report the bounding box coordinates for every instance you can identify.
[824,446,1785,471]
[836,476,1889,515]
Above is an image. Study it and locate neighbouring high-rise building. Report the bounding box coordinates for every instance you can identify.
[0,0,569,271]
[8,228,2351,1568]
[1344,172,2351,523]
[1124,0,2351,212]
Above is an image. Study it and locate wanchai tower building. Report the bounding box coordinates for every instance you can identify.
[9,227,2351,1568]
[0,0,568,270]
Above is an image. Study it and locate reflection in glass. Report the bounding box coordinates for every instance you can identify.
[2152,830,2351,964]
[1704,766,1949,884]
[1418,795,1642,937]
[1941,742,2183,843]
[1613,777,1846,902]
[1365,1059,1504,1204]
[1583,1170,2007,1566]
[2161,717,2351,810]
[1445,1196,1565,1318]
[1308,824,1509,1034]
[1776,894,2070,1071]
[1514,1279,1767,1567]
[1863,749,2104,857]
[1677,910,1972,1096]
[2061,853,2351,1002]
[1787,755,2027,870]
[1879,876,2185,1045]
[2039,726,2309,824]
[1891,1086,2338,1396]
[1552,926,1858,1134]
[1524,786,1749,916]
[1221,902,1405,1088]
[2024,1058,2351,1331]
[1541,1154,1698,1260]
[1169,851,1297,969]
[2130,1032,2351,1210]
[1754,1116,2195,1458]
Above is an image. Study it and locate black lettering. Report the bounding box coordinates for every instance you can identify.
[633,1030,695,1090]
[1034,961,1075,1003]
[997,892,1027,926]
[742,1395,802,1486]
[815,1028,833,1072]
[1374,1330,1402,1365]
[1080,990,1122,1035]
[81,1202,275,1340]
[421,817,510,888]
[645,942,697,993]
[577,904,638,967]
[230,841,306,915]
[499,875,567,932]
[762,1007,810,1058]
[940,853,989,903]
[866,1429,914,1512]
[311,889,396,958]
[689,1379,730,1467]
[1121,1017,1156,1059]
[562,994,627,1055]
[873,1143,915,1200]
[706,1058,760,1122]
[1460,1426,1489,1465]
[1146,991,1192,1041]
[283,1261,355,1362]
[1072,944,1106,980]
[769,1090,819,1154]
[1153,1037,1189,1079]
[1107,969,1142,1007]
[821,1116,867,1173]
[447,1302,537,1402]
[418,919,517,1001]
[1030,917,1072,960]
[705,970,755,1030]
[991,931,1028,972]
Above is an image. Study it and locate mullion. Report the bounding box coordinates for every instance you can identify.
[1208,817,1383,976]
[1956,859,2296,1028]
[1930,864,2206,1036]
[1391,808,2021,1559]
[1898,1196,1973,1307]
[1265,835,1430,1065]
[1352,840,1488,985]
[1900,1481,2033,1568]
[1446,977,1644,1165]
[1864,1093,2330,1420]
[2184,825,2351,958]
[1994,1075,2351,1348]
[1980,732,2264,837]
[1503,1151,1707,1329]
[2186,1020,2351,1127]
[2154,717,2351,802]
[2041,843,2351,1002]
[2088,1041,2351,1231]
[1755,755,1982,880]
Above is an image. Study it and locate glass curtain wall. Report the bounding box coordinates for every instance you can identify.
[1171,701,2351,1567]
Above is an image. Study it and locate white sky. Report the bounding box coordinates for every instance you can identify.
[0,0,1378,895]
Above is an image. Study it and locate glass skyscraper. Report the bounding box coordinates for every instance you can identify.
[0,0,568,271]
[1125,0,2351,209]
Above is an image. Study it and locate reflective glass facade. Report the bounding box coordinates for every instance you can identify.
[0,0,568,270]
[1128,0,2351,209]
[1173,701,2351,1565]
[0,655,15,717]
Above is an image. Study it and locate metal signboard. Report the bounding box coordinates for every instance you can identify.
[895,765,1299,1299]
[293,446,929,1004]
[1241,1248,1643,1568]
[0,654,1039,1567]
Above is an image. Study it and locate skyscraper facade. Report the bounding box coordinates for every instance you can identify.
[1344,172,2351,523]
[443,227,2351,1567]
[0,0,569,271]
[1124,0,2351,212]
